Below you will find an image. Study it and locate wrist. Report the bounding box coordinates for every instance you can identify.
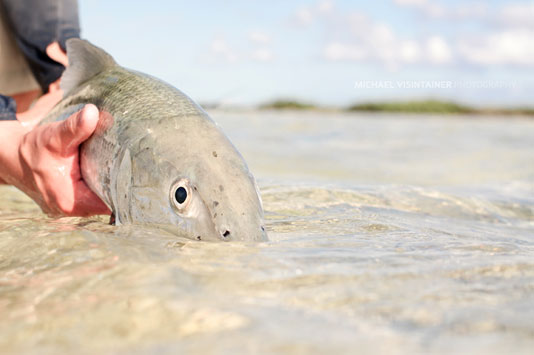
[0,121,27,186]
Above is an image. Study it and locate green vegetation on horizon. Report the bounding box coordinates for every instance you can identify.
[259,100,317,110]
[348,100,473,114]
[258,99,534,116]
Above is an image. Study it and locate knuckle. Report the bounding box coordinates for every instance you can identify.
[65,114,79,136]
[54,194,74,215]
[44,126,61,151]
[18,134,33,162]
[34,161,48,175]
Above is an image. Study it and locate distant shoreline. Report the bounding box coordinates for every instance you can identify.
[255,99,534,116]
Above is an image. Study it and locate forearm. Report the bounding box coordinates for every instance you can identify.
[0,121,26,186]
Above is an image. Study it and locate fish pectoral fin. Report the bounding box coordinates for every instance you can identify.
[113,148,132,224]
[109,212,116,225]
[61,39,117,95]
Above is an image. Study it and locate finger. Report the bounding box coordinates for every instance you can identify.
[51,104,100,155]
[68,180,111,217]
[48,79,62,93]
[17,115,41,131]
[46,42,69,67]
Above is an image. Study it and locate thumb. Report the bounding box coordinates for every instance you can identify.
[54,104,100,155]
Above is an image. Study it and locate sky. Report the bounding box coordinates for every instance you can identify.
[79,0,534,108]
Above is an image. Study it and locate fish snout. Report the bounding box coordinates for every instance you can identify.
[216,222,267,242]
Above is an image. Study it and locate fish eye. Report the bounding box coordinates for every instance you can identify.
[170,179,191,210]
[175,187,187,204]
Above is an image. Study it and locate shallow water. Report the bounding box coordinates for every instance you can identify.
[1,111,533,354]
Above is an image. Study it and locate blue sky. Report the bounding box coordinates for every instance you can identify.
[79,0,534,107]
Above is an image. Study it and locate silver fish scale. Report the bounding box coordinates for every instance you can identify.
[41,65,211,211]
[70,67,203,122]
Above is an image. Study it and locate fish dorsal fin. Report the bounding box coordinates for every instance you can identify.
[61,39,117,95]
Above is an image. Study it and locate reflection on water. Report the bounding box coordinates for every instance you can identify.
[1,112,533,354]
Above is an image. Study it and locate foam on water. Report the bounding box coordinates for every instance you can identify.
[0,112,533,354]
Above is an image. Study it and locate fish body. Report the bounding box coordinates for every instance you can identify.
[42,39,267,242]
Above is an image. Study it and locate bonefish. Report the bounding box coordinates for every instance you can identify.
[42,39,267,242]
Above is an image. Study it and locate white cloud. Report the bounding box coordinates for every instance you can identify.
[426,36,453,64]
[248,31,275,62]
[211,37,238,63]
[392,0,488,20]
[423,2,447,18]
[295,1,533,69]
[421,2,488,20]
[497,2,534,28]
[454,3,487,19]
[317,0,334,14]
[393,0,428,6]
[344,12,369,35]
[399,40,421,64]
[291,0,336,27]
[458,28,534,67]
[251,48,274,62]
[210,31,275,64]
[248,31,271,44]
[324,42,368,61]
[323,34,453,69]
[389,1,534,67]
[294,7,314,26]
[392,0,534,25]
[322,11,454,68]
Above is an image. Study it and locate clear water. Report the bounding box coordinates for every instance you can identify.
[1,111,533,354]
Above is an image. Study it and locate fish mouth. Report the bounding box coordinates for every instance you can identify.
[156,217,267,242]
[157,223,222,242]
[211,219,268,242]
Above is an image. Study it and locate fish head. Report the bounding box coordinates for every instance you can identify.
[116,114,267,242]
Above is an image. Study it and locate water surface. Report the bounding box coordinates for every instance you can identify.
[1,111,533,354]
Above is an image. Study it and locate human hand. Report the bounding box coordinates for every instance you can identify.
[15,89,63,127]
[1,42,109,217]
[16,104,111,217]
[16,42,67,125]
